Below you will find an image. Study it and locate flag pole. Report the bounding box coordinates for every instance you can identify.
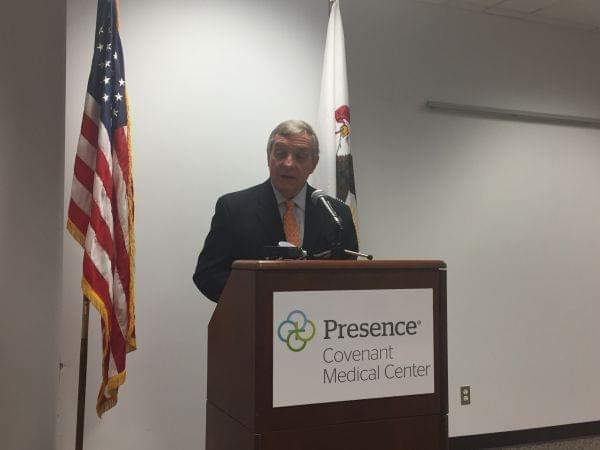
[75,297,90,450]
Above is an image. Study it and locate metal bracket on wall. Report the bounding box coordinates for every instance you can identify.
[426,100,600,129]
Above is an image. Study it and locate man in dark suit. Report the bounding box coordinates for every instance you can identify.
[193,120,358,302]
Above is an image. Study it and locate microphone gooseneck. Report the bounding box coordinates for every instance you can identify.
[311,189,343,230]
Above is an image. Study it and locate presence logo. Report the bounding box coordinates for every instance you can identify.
[277,310,316,352]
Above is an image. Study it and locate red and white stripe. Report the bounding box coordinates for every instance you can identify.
[68,93,136,416]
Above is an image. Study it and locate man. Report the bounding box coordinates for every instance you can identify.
[193,120,358,302]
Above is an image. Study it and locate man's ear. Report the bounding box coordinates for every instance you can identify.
[311,154,320,173]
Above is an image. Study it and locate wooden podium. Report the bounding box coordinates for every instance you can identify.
[206,260,448,450]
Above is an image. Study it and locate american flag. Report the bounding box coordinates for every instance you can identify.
[67,0,136,417]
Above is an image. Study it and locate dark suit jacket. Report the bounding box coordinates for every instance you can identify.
[193,180,358,302]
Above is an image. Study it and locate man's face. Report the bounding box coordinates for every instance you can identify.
[268,132,319,199]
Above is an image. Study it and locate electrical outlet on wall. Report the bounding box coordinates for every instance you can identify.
[460,385,470,405]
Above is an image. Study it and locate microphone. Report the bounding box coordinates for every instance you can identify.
[311,189,343,230]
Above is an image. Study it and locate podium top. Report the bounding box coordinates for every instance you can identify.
[232,259,446,271]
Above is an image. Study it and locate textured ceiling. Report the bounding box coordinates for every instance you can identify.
[417,0,600,33]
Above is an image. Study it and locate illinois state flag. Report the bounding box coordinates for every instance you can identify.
[313,0,358,229]
[67,0,136,416]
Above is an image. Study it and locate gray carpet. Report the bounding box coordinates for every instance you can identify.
[489,436,600,449]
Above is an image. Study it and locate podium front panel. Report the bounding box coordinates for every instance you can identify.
[253,263,446,432]
[206,260,448,448]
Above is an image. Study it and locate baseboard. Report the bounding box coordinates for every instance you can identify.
[449,420,600,449]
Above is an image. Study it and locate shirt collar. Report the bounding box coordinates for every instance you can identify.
[271,182,307,211]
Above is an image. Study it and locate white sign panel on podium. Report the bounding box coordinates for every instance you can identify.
[273,289,434,408]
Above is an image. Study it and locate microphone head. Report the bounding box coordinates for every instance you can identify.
[311,189,326,205]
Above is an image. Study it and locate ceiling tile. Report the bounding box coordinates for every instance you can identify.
[416,0,447,4]
[413,0,600,33]
[447,0,505,11]
[496,0,560,14]
[486,6,527,18]
[534,0,600,27]
[526,13,600,32]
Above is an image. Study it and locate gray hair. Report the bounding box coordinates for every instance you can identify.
[266,120,320,156]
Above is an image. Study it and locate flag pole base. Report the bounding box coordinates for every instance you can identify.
[75,297,90,450]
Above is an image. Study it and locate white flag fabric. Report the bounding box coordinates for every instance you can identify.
[312,0,358,228]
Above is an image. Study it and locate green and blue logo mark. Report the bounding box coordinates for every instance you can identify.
[277,310,316,352]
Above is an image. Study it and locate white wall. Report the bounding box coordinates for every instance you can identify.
[0,1,65,450]
[58,1,326,449]
[346,0,600,435]
[57,0,600,448]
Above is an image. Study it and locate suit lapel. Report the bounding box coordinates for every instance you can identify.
[255,180,285,244]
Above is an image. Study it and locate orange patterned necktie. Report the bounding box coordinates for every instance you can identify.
[283,199,300,247]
